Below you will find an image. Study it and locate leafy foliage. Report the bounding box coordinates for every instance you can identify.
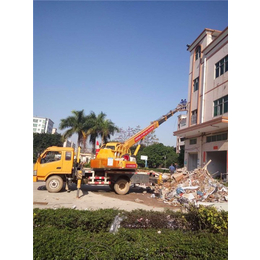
[59,110,119,153]
[59,110,92,148]
[88,111,119,152]
[33,133,63,162]
[136,143,178,168]
[177,145,185,167]
[33,208,119,232]
[186,205,228,234]
[33,207,228,260]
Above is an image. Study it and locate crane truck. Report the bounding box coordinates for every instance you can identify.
[33,100,187,197]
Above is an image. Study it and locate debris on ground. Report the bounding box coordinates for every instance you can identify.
[109,213,126,234]
[33,201,48,205]
[134,198,144,203]
[146,162,228,208]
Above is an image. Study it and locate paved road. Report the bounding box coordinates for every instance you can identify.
[33,182,228,212]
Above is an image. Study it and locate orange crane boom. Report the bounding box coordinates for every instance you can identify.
[90,100,187,170]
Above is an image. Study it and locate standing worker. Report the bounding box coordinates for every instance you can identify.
[169,164,175,175]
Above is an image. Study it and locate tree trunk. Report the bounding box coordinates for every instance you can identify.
[92,138,96,154]
[77,135,81,148]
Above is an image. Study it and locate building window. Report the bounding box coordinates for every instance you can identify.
[195,46,201,60]
[191,109,197,125]
[213,95,228,116]
[189,138,197,145]
[180,118,186,127]
[193,77,199,92]
[206,133,228,143]
[215,55,228,78]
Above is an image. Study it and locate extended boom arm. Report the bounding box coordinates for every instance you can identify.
[116,100,187,156]
[91,99,187,169]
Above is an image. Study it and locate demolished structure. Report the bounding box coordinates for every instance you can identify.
[149,161,228,208]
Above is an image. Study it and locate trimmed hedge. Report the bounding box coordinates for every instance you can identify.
[33,206,228,234]
[33,207,228,259]
[33,208,119,232]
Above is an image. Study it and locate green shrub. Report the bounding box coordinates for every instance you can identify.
[34,227,227,259]
[33,208,120,232]
[83,162,91,168]
[33,206,228,233]
[185,205,228,234]
[33,207,228,259]
[120,207,227,234]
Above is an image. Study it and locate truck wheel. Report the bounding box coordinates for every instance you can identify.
[114,179,130,195]
[46,175,64,193]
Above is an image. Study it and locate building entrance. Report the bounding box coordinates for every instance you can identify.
[206,151,227,176]
[188,153,198,171]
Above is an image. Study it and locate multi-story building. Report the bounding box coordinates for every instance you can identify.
[63,139,76,149]
[174,27,228,176]
[52,128,57,134]
[176,114,187,154]
[33,116,54,134]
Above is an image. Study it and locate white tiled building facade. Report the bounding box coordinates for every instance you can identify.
[174,27,228,176]
[33,116,54,134]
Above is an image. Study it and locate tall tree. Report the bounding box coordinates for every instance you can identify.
[88,111,119,153]
[100,119,119,146]
[136,143,178,168]
[33,133,63,162]
[116,125,159,146]
[80,114,95,152]
[88,111,105,153]
[116,126,137,143]
[59,110,90,147]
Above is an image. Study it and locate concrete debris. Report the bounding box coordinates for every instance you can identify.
[149,164,228,208]
[173,172,184,182]
[182,193,195,201]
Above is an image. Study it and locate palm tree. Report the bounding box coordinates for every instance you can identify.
[59,110,90,148]
[88,111,119,153]
[80,115,94,152]
[100,119,119,146]
[88,111,105,153]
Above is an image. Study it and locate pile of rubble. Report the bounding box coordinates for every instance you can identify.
[150,162,228,207]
